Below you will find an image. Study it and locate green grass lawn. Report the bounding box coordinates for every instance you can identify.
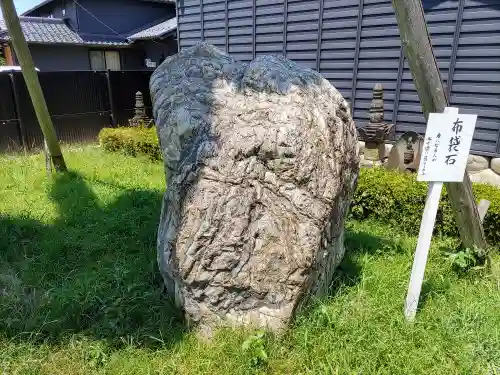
[1,146,499,375]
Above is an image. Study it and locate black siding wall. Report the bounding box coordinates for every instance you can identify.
[177,0,500,157]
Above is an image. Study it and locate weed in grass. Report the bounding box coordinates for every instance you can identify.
[241,330,269,368]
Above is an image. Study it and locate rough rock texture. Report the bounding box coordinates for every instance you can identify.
[150,43,359,333]
[491,158,500,175]
[470,169,500,187]
[467,154,489,174]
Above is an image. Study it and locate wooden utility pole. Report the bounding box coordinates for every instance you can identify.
[0,0,67,172]
[392,0,487,249]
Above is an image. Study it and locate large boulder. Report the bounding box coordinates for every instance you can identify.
[150,43,359,334]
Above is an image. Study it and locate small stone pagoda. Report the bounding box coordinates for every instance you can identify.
[357,84,395,161]
[128,91,154,127]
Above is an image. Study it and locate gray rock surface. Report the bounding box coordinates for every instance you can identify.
[469,169,500,187]
[150,43,359,333]
[467,154,489,174]
[491,158,500,175]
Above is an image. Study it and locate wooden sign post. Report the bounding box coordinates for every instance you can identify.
[404,107,478,321]
[392,0,487,252]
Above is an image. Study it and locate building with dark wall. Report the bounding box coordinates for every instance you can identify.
[176,0,500,157]
[0,0,178,71]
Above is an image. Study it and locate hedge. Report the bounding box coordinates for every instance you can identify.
[97,128,500,243]
[98,126,161,161]
[351,168,500,244]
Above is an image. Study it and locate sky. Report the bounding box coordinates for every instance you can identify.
[15,0,39,14]
[0,0,39,20]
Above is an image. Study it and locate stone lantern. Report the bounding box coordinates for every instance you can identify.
[128,91,154,127]
[357,84,395,161]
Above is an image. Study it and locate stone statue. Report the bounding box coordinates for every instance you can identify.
[357,84,395,161]
[150,43,359,335]
[386,131,424,172]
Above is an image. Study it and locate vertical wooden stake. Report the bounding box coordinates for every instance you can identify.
[0,0,67,172]
[404,181,443,321]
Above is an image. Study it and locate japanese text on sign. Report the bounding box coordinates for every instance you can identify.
[417,113,477,182]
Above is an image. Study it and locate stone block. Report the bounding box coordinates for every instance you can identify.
[360,158,374,168]
[467,154,489,174]
[491,158,500,175]
[358,141,365,155]
[378,143,393,160]
[469,169,500,187]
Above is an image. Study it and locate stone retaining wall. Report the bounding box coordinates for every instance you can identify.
[358,141,500,187]
[467,155,500,186]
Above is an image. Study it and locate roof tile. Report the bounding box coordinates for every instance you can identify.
[128,17,177,41]
[0,17,129,46]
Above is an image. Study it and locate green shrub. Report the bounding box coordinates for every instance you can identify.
[352,168,500,244]
[98,126,161,161]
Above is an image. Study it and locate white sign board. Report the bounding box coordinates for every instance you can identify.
[417,112,477,182]
[405,107,478,322]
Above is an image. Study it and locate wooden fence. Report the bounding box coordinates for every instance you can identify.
[0,70,153,152]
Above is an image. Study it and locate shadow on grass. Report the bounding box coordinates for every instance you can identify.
[336,225,454,311]
[0,170,414,349]
[419,276,453,308]
[0,171,185,348]
[328,226,405,297]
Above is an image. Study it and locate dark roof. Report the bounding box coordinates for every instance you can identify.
[127,17,177,41]
[22,0,175,16]
[0,17,129,46]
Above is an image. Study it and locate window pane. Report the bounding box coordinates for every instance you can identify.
[105,51,121,71]
[89,51,105,71]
